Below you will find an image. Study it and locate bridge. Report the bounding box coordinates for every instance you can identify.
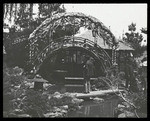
[26,12,118,78]
[28,36,112,75]
[7,12,119,89]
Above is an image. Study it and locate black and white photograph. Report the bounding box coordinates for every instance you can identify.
[3,3,147,118]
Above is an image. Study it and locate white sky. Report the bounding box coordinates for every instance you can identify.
[64,4,147,39]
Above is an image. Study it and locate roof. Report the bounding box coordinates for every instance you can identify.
[75,29,111,49]
[75,30,134,50]
[117,41,134,51]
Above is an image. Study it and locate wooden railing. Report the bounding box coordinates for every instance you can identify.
[29,36,112,74]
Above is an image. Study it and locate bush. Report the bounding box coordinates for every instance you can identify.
[3,67,83,117]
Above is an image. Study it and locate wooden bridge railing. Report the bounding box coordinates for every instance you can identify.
[28,36,112,75]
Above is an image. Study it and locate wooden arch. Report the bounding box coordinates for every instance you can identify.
[27,12,117,74]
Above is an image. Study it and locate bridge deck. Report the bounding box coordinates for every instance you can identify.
[65,77,97,81]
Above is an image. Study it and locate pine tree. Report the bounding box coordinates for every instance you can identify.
[123,23,147,57]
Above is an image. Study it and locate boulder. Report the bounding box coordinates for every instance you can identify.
[17,114,31,117]
[72,98,84,104]
[44,112,56,117]
[8,112,17,117]
[118,104,126,108]
[122,102,131,108]
[118,111,136,118]
[53,92,62,99]
[44,112,64,117]
[118,113,126,118]
[13,109,24,114]
[60,105,68,110]
[93,97,104,102]
[125,111,136,118]
[53,107,62,112]
[43,83,52,90]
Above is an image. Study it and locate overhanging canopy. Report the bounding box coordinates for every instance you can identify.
[29,12,117,47]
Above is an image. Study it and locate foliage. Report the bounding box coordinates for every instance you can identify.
[3,66,25,112]
[3,4,65,27]
[3,3,66,68]
[141,28,147,34]
[3,66,83,117]
[123,23,147,57]
[114,90,147,118]
[110,61,147,118]
[92,60,147,118]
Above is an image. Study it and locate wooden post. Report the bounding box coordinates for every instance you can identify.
[72,17,75,47]
[112,46,114,64]
[114,47,117,64]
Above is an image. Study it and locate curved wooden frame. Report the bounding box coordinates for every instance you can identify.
[28,12,117,62]
[30,36,112,74]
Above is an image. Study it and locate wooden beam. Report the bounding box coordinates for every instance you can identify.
[65,77,97,81]
[28,78,48,83]
[65,84,84,87]
[75,89,124,98]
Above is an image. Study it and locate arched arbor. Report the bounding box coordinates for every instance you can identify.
[27,12,118,80]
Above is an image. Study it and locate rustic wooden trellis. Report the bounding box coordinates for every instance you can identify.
[28,12,118,74]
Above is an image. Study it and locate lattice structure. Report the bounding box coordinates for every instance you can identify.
[29,36,112,74]
[27,12,118,75]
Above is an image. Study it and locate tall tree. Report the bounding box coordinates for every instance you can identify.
[123,23,147,57]
[3,3,66,68]
[3,3,65,30]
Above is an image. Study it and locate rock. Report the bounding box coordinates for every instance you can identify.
[52,92,62,99]
[13,109,24,114]
[60,105,68,110]
[118,111,136,118]
[72,98,84,104]
[53,107,67,114]
[17,98,21,101]
[44,112,63,117]
[8,112,17,117]
[118,104,126,108]
[54,92,61,95]
[25,82,34,88]
[14,85,21,89]
[54,95,62,99]
[118,113,126,118]
[117,107,124,112]
[17,114,31,117]
[93,97,104,102]
[43,83,52,90]
[53,107,62,112]
[54,112,63,117]
[122,102,130,108]
[125,111,136,118]
[77,106,82,110]
[61,109,67,114]
[44,112,56,117]
[48,95,51,100]
[13,66,23,75]
[63,92,75,98]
